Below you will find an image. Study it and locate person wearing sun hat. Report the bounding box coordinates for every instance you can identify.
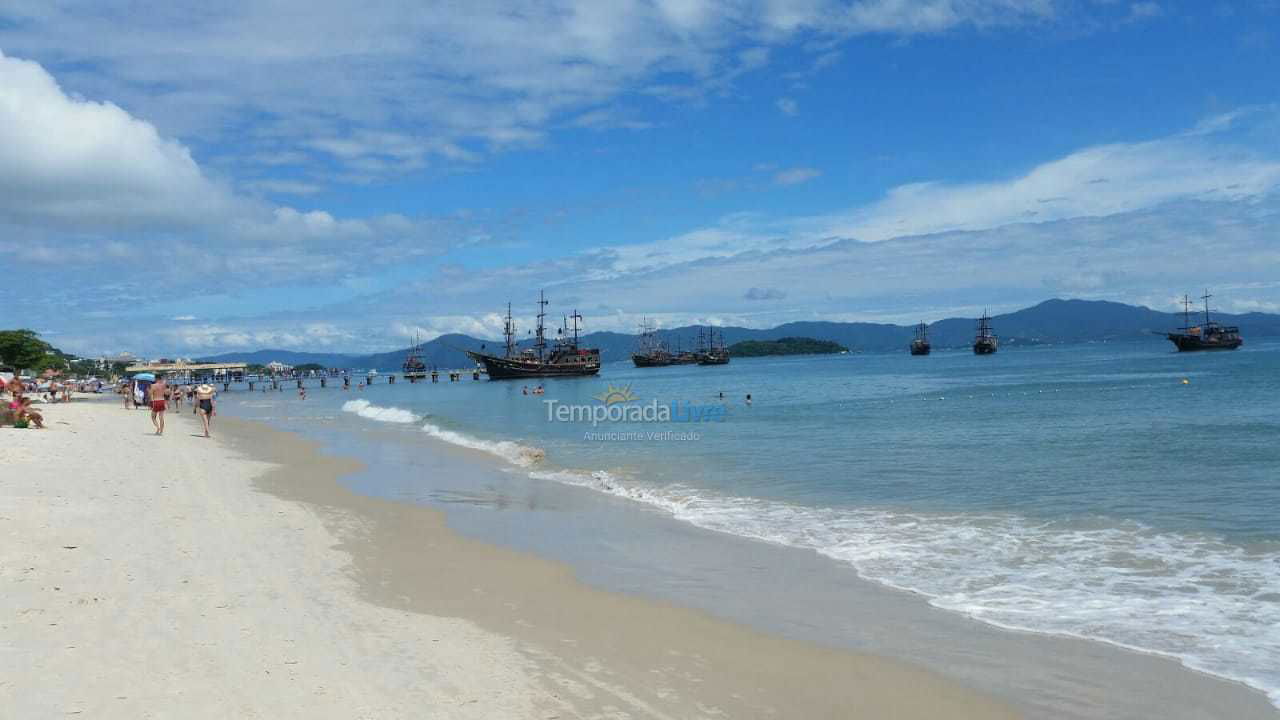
[194,382,217,438]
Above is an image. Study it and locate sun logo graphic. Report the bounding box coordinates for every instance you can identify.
[593,384,638,405]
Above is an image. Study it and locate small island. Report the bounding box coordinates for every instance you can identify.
[727,336,849,357]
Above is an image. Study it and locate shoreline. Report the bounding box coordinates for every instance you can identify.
[298,401,1280,719]
[3,396,1021,718]
[221,413,1025,718]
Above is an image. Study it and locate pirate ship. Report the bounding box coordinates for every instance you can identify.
[466,292,601,379]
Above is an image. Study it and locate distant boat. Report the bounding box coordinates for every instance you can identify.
[668,336,700,364]
[1167,291,1242,351]
[402,333,428,380]
[696,326,730,365]
[973,311,998,355]
[466,291,601,379]
[631,318,672,367]
[910,322,931,356]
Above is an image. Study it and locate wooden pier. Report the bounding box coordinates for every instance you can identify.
[126,361,485,392]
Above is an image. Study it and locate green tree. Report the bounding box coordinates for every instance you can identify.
[0,329,56,371]
[68,359,101,377]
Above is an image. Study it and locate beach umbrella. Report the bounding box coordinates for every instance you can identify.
[132,372,156,382]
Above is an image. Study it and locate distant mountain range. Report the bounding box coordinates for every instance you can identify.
[196,299,1280,370]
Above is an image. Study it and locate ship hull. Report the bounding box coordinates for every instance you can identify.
[632,354,671,368]
[910,342,931,356]
[697,353,730,365]
[467,351,600,379]
[1167,333,1242,351]
[973,341,998,355]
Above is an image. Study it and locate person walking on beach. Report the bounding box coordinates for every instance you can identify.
[149,376,169,435]
[194,383,216,438]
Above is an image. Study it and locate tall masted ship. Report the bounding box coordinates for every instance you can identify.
[467,292,601,379]
[973,311,998,355]
[1167,291,1242,351]
[696,326,730,365]
[631,318,672,367]
[402,333,429,381]
[910,322,931,355]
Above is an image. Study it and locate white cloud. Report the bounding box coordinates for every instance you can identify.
[586,114,1280,275]
[1128,2,1162,21]
[809,133,1280,242]
[0,1,1068,180]
[774,166,822,185]
[243,179,323,196]
[744,287,787,300]
[776,97,799,115]
[0,49,235,229]
[0,52,469,302]
[166,322,356,350]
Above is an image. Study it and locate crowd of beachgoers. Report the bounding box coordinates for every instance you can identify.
[0,370,107,427]
[1,371,216,437]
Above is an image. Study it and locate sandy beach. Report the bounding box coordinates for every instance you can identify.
[2,396,1021,719]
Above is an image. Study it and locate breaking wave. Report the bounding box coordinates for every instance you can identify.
[420,422,546,467]
[530,467,1280,708]
[341,399,421,424]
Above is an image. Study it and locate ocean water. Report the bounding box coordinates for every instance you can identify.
[225,339,1280,707]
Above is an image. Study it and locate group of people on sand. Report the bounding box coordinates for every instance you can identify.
[121,376,217,437]
[1,375,46,428]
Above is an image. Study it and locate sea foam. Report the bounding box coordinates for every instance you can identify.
[529,467,1280,708]
[420,422,546,467]
[341,399,421,424]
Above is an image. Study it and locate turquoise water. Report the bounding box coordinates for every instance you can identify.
[229,339,1280,706]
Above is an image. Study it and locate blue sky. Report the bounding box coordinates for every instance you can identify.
[1,1,1278,357]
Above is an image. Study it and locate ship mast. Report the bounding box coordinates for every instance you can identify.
[534,290,548,362]
[1202,289,1213,327]
[569,309,583,347]
[1182,294,1192,330]
[503,302,516,358]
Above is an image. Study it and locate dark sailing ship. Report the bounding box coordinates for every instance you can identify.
[466,292,601,379]
[910,322,931,356]
[669,336,700,364]
[697,326,730,365]
[402,334,428,381]
[1167,291,1242,351]
[973,311,998,355]
[631,318,672,367]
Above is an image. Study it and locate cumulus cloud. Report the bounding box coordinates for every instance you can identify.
[776,97,799,116]
[0,50,235,229]
[0,52,467,307]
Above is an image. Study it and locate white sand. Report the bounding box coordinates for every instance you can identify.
[0,398,557,719]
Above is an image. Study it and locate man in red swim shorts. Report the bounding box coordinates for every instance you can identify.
[148,375,169,436]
